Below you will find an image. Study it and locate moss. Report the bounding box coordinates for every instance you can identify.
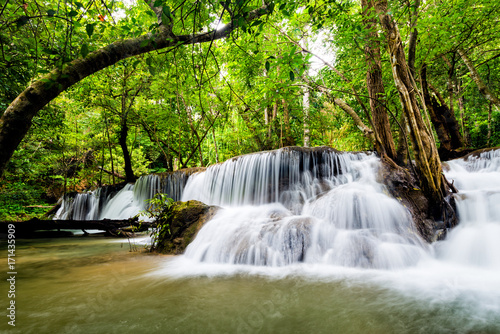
[151,200,218,254]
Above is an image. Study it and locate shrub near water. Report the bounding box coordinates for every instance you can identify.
[0,180,53,221]
[142,193,174,251]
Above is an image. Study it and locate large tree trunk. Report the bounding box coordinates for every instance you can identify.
[119,115,135,183]
[422,65,464,155]
[361,0,397,161]
[375,0,445,206]
[0,3,271,178]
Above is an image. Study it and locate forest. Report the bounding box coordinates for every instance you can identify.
[1,0,499,220]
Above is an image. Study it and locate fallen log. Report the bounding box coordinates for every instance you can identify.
[1,217,155,238]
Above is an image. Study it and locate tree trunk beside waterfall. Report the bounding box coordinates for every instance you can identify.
[374,0,453,222]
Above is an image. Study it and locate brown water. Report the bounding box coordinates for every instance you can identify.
[1,235,499,334]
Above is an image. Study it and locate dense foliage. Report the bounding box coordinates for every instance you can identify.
[1,0,499,219]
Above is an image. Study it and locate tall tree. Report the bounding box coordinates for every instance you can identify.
[374,0,446,204]
[361,0,397,161]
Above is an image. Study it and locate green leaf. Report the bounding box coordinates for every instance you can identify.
[279,3,286,10]
[16,16,29,27]
[86,23,94,38]
[251,20,262,27]
[289,71,294,81]
[81,43,89,58]
[68,10,78,17]
[140,40,150,48]
[161,13,169,25]
[154,0,163,7]
[146,58,152,66]
[265,61,270,71]
[75,2,84,9]
[289,46,297,58]
[47,9,56,17]
[132,60,141,69]
[162,5,172,22]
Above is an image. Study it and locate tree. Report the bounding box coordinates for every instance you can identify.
[0,0,273,178]
[361,0,397,161]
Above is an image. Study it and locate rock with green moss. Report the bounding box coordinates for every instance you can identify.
[151,200,218,254]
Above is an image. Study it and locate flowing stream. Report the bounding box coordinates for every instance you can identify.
[6,147,500,333]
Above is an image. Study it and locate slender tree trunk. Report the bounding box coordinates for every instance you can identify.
[458,48,500,110]
[186,107,204,167]
[459,96,469,146]
[104,115,115,185]
[282,98,295,146]
[303,87,310,147]
[119,73,136,183]
[375,0,445,205]
[361,0,397,161]
[119,114,135,183]
[457,79,469,146]
[212,126,219,163]
[488,102,492,146]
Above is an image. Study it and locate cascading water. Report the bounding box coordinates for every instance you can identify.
[54,171,190,220]
[438,149,500,268]
[53,146,500,274]
[42,147,500,332]
[181,147,428,269]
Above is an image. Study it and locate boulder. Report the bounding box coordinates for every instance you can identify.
[151,200,218,254]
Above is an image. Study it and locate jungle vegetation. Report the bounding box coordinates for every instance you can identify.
[0,0,499,220]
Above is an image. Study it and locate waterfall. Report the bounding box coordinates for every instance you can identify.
[181,147,360,212]
[438,149,500,268]
[54,171,190,220]
[53,146,500,274]
[182,147,427,269]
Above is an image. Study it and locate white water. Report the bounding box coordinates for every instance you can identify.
[437,150,500,269]
[54,172,189,220]
[157,149,500,319]
[54,146,500,275]
[180,148,427,269]
[47,147,500,330]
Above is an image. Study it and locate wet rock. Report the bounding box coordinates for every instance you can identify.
[151,200,218,254]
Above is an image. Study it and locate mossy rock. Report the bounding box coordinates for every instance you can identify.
[151,200,218,254]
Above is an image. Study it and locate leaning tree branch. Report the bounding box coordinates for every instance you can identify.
[0,2,272,178]
[458,48,500,110]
